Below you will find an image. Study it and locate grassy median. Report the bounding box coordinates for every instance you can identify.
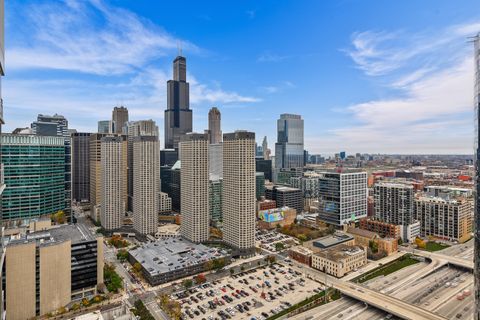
[352,254,420,284]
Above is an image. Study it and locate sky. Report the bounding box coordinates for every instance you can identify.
[4,0,480,154]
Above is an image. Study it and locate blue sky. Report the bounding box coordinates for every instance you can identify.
[4,0,480,154]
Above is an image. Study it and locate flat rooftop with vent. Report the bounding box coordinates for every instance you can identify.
[128,237,231,286]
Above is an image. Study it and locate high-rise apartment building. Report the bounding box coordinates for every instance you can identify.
[208,107,222,144]
[179,133,209,243]
[71,132,91,203]
[223,131,256,256]
[415,196,472,243]
[317,170,368,226]
[126,120,159,211]
[1,134,65,222]
[275,114,304,170]
[291,173,321,209]
[374,182,415,225]
[474,32,480,320]
[100,136,126,230]
[133,136,160,235]
[31,114,72,220]
[133,136,160,234]
[112,106,128,134]
[97,120,113,134]
[164,56,193,149]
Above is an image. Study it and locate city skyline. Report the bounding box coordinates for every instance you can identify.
[3,0,479,154]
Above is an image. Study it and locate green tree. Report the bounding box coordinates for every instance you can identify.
[51,210,66,224]
[297,234,308,242]
[275,242,285,251]
[369,240,378,254]
[104,263,123,293]
[397,238,403,245]
[117,249,129,262]
[230,268,235,275]
[183,279,193,289]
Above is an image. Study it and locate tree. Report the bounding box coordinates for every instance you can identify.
[266,255,276,264]
[397,238,403,245]
[415,237,426,249]
[51,210,66,224]
[117,249,129,262]
[133,262,143,274]
[230,268,235,275]
[369,240,378,254]
[194,273,206,284]
[104,263,123,293]
[204,260,214,271]
[183,279,193,289]
[275,242,285,251]
[240,265,245,271]
[297,234,308,242]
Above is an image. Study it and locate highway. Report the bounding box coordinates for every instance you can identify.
[399,247,473,270]
[280,253,447,320]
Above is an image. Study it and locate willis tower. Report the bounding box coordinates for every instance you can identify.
[164,55,193,149]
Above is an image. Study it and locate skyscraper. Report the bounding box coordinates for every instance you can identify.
[164,56,193,149]
[473,32,480,320]
[223,131,256,256]
[133,136,159,235]
[112,106,129,134]
[0,2,5,316]
[1,134,65,222]
[262,136,270,160]
[97,120,113,134]
[208,107,222,144]
[179,133,209,243]
[71,132,91,203]
[126,120,159,211]
[275,114,304,171]
[31,114,72,220]
[100,136,125,230]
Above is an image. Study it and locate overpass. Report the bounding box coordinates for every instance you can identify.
[285,253,448,320]
[332,280,447,320]
[399,247,473,270]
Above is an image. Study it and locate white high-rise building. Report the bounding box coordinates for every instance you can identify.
[209,143,223,180]
[133,136,160,235]
[179,133,209,243]
[317,170,368,226]
[222,131,256,255]
[374,182,414,225]
[100,136,125,230]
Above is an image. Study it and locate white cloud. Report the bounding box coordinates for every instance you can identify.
[312,22,479,154]
[4,0,259,134]
[257,52,290,63]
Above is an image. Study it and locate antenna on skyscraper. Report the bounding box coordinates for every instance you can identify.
[177,41,183,56]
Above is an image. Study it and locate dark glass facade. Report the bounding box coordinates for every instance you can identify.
[71,132,91,203]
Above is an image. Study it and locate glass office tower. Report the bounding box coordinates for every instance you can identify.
[275,114,304,169]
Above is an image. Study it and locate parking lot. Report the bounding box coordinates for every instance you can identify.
[255,229,299,252]
[172,262,323,320]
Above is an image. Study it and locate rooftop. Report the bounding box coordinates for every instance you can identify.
[346,227,379,239]
[129,237,229,277]
[314,245,365,262]
[310,232,354,250]
[6,223,97,248]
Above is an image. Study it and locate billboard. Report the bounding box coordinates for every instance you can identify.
[258,208,286,222]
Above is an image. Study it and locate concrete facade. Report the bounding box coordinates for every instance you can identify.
[180,133,209,243]
[222,131,256,255]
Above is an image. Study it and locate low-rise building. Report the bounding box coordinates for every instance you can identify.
[311,245,367,277]
[288,246,313,265]
[310,233,355,250]
[155,224,180,239]
[359,219,401,239]
[346,226,398,256]
[257,207,296,230]
[128,237,230,286]
[257,199,277,212]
